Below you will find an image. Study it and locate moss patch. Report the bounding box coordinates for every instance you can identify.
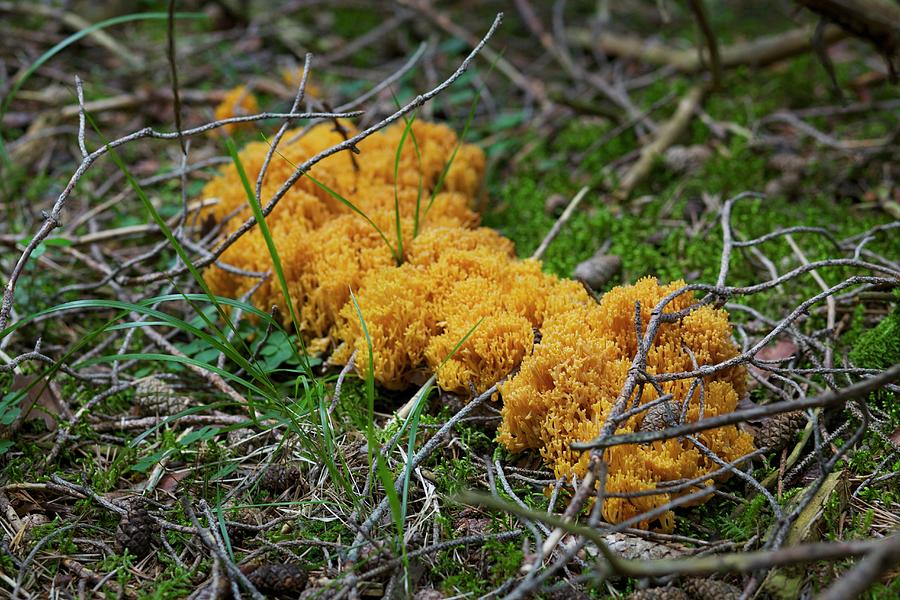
[850,304,900,372]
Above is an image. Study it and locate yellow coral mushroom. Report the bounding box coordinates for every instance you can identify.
[280,67,321,97]
[200,121,754,530]
[203,120,486,339]
[498,277,755,530]
[212,85,260,136]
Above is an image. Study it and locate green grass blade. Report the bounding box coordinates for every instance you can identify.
[131,402,239,446]
[3,293,270,458]
[214,503,234,561]
[224,138,312,377]
[0,294,276,342]
[77,352,271,398]
[425,95,478,217]
[400,390,429,522]
[317,388,358,505]
[0,294,287,414]
[393,110,419,255]
[21,294,281,400]
[348,289,376,423]
[425,53,501,218]
[390,93,424,239]
[376,452,404,554]
[85,112,247,360]
[0,12,204,118]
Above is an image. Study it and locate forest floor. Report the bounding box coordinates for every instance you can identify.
[0,2,898,599]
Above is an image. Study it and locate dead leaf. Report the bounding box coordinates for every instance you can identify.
[749,338,799,385]
[889,426,900,448]
[155,469,191,494]
[3,375,71,434]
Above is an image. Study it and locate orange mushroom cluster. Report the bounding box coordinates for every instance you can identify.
[498,277,756,530]
[200,121,754,530]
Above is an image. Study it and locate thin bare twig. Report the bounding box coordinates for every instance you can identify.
[531,186,590,260]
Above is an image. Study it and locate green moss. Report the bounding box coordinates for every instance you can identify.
[435,532,523,596]
[850,305,900,372]
[481,53,898,308]
[848,301,900,422]
[278,518,348,568]
[483,536,525,585]
[867,575,900,599]
[136,564,196,600]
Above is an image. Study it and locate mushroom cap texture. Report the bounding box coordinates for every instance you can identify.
[201,122,754,529]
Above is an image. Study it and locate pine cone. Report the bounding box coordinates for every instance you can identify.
[135,376,190,416]
[246,563,308,595]
[640,400,679,432]
[601,532,688,560]
[260,465,302,495]
[754,410,806,451]
[627,588,690,600]
[115,505,154,558]
[225,508,262,547]
[573,252,622,291]
[682,577,741,600]
[227,427,257,450]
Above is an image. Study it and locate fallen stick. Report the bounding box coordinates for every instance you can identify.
[61,559,139,600]
[795,0,900,74]
[396,0,549,108]
[574,362,900,449]
[93,413,258,433]
[463,490,898,578]
[614,85,706,203]
[569,24,845,73]
[531,186,590,260]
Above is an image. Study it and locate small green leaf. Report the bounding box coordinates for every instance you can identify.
[193,348,219,364]
[179,426,220,446]
[132,449,171,473]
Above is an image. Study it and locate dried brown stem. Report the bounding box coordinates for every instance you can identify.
[687,0,722,88]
